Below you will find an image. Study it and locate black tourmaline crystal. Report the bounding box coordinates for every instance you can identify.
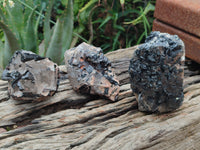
[2,50,59,101]
[129,31,185,113]
[65,42,120,101]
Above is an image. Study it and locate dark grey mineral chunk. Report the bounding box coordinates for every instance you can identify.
[65,42,120,101]
[129,31,185,113]
[2,50,59,101]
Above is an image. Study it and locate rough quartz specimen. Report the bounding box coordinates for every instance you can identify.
[65,42,120,101]
[2,50,59,101]
[129,31,185,113]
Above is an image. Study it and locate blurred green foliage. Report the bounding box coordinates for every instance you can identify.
[0,0,156,76]
[0,0,73,67]
[75,0,155,52]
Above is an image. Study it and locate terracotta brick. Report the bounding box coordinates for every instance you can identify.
[154,0,200,37]
[153,19,200,64]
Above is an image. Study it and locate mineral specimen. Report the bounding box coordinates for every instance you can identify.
[65,42,120,101]
[2,50,59,101]
[129,31,185,113]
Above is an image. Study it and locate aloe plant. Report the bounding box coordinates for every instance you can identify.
[0,0,74,73]
[45,0,73,63]
[0,0,40,70]
[0,39,4,76]
[0,21,20,68]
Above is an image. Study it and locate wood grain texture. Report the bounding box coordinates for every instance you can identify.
[0,46,200,150]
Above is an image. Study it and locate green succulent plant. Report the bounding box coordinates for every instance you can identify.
[0,0,74,73]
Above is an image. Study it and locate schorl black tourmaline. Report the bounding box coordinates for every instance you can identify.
[129,31,185,113]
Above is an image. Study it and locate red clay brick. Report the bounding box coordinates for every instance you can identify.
[153,19,200,63]
[154,0,200,37]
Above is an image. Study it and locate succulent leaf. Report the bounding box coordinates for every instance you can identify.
[60,0,74,55]
[46,19,63,64]
[0,21,20,67]
[44,0,55,55]
[25,7,38,53]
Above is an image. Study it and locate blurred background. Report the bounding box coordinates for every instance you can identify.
[0,0,156,76]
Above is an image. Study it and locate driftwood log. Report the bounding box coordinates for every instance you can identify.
[0,46,200,150]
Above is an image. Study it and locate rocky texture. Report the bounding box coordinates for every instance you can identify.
[153,19,200,64]
[65,42,120,101]
[1,50,59,101]
[153,0,200,64]
[129,31,185,113]
[0,47,200,150]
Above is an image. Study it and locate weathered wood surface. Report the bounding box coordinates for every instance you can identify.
[0,46,200,150]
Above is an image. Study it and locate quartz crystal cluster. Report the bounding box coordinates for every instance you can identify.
[129,31,185,113]
[65,42,120,101]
